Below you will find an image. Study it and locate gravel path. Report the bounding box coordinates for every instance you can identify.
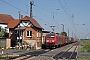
[29,56,54,60]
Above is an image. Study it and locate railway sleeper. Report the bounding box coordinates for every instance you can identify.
[53,52,77,59]
[59,57,75,59]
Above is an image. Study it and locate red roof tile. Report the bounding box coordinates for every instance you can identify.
[0,14,14,24]
[7,16,42,29]
[7,20,20,28]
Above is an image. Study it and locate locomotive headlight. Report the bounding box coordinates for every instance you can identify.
[52,40,54,42]
[46,40,49,42]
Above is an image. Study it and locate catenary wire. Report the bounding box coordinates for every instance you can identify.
[0,0,29,14]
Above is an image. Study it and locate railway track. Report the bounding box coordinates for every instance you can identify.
[5,42,79,60]
[53,42,79,60]
[28,42,79,60]
[6,49,52,60]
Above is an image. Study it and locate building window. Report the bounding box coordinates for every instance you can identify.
[37,30,39,37]
[26,31,32,37]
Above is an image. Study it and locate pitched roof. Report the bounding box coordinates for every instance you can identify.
[22,16,42,29]
[7,20,20,28]
[7,16,43,29]
[0,14,14,24]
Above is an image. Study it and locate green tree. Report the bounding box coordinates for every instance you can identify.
[60,32,67,36]
[0,27,8,38]
[0,27,1,32]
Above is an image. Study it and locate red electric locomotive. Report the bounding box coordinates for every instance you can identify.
[45,33,67,48]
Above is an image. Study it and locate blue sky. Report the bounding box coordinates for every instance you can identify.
[0,0,90,39]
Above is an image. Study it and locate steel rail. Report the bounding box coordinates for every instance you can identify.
[68,42,78,60]
[7,49,52,60]
[54,42,78,60]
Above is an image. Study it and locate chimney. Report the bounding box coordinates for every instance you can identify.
[20,15,23,19]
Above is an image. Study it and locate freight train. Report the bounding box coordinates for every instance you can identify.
[45,32,78,48]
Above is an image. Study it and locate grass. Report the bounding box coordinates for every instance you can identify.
[0,53,10,59]
[79,40,90,52]
[0,53,18,59]
[78,40,90,60]
[77,57,90,60]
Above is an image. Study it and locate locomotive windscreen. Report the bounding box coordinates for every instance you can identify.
[46,35,55,38]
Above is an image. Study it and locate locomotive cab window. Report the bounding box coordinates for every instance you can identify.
[46,35,55,38]
[26,30,32,37]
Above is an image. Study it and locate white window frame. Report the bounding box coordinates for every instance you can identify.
[26,30,32,37]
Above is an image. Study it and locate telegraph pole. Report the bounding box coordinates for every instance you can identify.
[61,24,64,32]
[68,29,69,37]
[72,31,73,38]
[18,11,21,48]
[30,0,34,17]
[18,11,20,20]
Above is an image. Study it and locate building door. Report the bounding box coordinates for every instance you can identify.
[17,30,24,46]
